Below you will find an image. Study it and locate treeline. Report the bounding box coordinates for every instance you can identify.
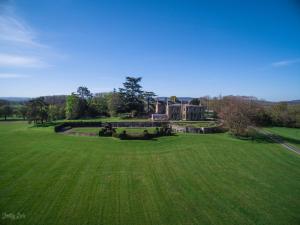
[0,77,157,123]
[204,96,300,136]
[1,77,299,136]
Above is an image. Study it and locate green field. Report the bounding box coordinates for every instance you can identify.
[264,127,300,148]
[0,122,300,225]
[171,121,217,128]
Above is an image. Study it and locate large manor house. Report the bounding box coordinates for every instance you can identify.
[152,98,204,121]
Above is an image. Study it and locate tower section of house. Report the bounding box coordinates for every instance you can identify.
[155,100,166,114]
[182,104,204,121]
[152,97,205,121]
[166,104,182,120]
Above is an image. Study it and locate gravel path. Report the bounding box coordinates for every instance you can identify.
[255,128,300,155]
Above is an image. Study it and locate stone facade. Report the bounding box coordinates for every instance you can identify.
[182,105,203,121]
[153,99,204,121]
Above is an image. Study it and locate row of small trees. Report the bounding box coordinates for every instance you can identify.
[0,100,27,121]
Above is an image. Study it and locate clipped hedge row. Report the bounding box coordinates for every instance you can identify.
[99,127,173,140]
[54,121,169,133]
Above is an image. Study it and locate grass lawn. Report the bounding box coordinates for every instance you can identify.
[171,121,217,128]
[0,122,300,225]
[71,127,101,134]
[264,127,300,148]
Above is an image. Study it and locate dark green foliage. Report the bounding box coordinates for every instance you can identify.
[48,104,65,121]
[17,105,28,120]
[26,97,49,124]
[98,123,116,136]
[119,113,133,119]
[119,77,145,114]
[190,98,200,105]
[107,90,124,116]
[77,86,92,99]
[0,104,13,120]
[89,94,109,117]
[65,93,86,119]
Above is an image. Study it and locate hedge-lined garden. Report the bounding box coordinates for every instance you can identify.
[99,124,173,140]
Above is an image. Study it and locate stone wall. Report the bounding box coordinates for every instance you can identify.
[55,121,169,132]
[171,124,224,134]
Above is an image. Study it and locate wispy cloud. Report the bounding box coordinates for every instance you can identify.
[0,73,29,79]
[271,58,300,67]
[0,1,54,73]
[0,1,44,48]
[0,53,47,67]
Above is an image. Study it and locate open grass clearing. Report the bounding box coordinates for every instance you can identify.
[0,121,299,225]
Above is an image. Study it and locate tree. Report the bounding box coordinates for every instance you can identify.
[77,86,92,99]
[107,90,124,116]
[190,98,200,105]
[119,77,144,114]
[219,96,257,136]
[89,94,109,117]
[269,102,294,127]
[18,105,28,120]
[143,91,156,113]
[27,98,49,124]
[0,105,13,120]
[65,93,84,119]
[48,105,65,121]
[170,96,179,103]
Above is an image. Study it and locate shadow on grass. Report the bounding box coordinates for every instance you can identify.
[29,122,60,128]
[230,132,273,144]
[0,118,25,122]
[269,135,300,146]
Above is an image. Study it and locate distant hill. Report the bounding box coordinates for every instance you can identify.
[0,97,31,102]
[1,96,299,105]
[157,97,300,105]
[286,100,300,105]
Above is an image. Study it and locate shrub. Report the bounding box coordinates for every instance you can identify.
[54,124,66,132]
[98,124,116,137]
[118,130,127,140]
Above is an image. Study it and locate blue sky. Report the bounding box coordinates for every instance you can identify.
[0,0,299,101]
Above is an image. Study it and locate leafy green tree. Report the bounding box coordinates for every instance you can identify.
[190,98,200,105]
[27,98,49,124]
[107,90,124,116]
[48,105,65,121]
[0,105,13,120]
[143,91,156,113]
[89,94,109,116]
[119,77,144,114]
[65,93,84,119]
[77,86,92,99]
[18,105,28,120]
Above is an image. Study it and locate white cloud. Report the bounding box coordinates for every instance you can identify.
[0,73,29,78]
[0,2,44,47]
[271,58,300,67]
[0,1,52,71]
[0,53,47,67]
